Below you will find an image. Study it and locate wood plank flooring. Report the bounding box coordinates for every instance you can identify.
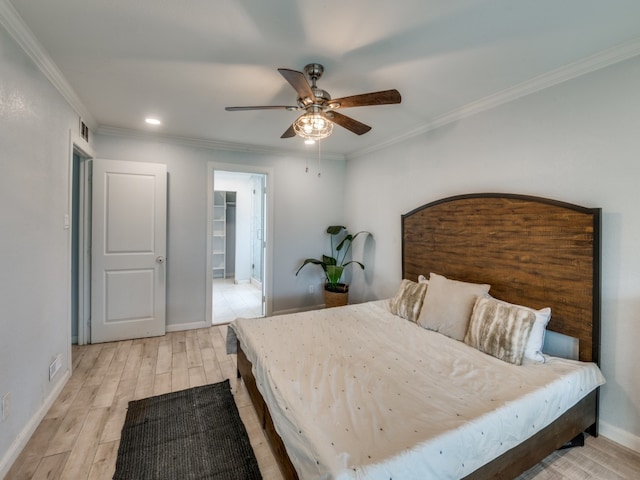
[5,326,640,479]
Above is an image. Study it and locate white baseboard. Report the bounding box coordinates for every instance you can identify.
[599,420,640,453]
[0,369,71,479]
[165,320,209,333]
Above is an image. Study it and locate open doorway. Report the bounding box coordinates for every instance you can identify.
[69,133,94,346]
[208,167,270,325]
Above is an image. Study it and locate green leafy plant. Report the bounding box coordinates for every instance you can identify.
[296,225,370,292]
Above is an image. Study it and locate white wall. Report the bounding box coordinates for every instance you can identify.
[345,55,640,451]
[0,24,82,474]
[93,134,347,323]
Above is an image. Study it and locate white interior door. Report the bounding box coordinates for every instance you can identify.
[91,159,167,343]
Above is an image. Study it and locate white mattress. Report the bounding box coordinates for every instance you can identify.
[231,301,605,480]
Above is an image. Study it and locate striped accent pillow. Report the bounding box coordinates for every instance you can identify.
[389,279,428,322]
[464,296,535,365]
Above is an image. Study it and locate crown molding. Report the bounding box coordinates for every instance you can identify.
[3,0,638,162]
[348,37,640,159]
[97,126,346,161]
[0,0,97,129]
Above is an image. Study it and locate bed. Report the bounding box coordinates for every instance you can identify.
[232,193,603,479]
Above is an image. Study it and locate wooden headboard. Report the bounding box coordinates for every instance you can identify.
[402,193,601,363]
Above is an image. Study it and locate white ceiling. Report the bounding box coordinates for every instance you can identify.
[7,0,640,156]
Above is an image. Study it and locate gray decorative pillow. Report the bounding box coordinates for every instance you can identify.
[417,273,490,340]
[486,295,551,363]
[389,279,428,322]
[464,296,536,365]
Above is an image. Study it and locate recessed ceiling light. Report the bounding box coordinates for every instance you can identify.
[145,117,161,125]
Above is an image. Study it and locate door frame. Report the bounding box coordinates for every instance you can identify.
[206,162,274,322]
[68,130,94,351]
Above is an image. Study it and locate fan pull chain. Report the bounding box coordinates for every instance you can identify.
[317,140,322,178]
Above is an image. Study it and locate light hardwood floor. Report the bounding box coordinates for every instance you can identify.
[6,326,640,480]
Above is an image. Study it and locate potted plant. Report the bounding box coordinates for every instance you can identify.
[296,225,370,307]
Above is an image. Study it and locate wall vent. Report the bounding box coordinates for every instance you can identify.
[79,118,89,142]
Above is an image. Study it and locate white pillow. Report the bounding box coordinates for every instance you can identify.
[417,272,490,341]
[487,295,551,363]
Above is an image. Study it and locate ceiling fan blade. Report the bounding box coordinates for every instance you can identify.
[281,124,296,138]
[278,68,315,103]
[329,89,401,109]
[225,105,298,111]
[326,111,372,135]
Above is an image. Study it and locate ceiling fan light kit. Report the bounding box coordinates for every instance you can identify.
[225,63,401,143]
[293,110,333,141]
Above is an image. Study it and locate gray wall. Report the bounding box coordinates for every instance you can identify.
[345,55,640,450]
[0,24,81,471]
[93,134,347,324]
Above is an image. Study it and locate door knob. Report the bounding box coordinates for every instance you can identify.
[156,256,165,264]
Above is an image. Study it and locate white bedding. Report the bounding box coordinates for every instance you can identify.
[231,301,605,480]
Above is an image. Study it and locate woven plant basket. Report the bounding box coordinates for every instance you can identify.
[324,284,349,308]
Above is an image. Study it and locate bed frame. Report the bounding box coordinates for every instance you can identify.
[237,193,601,480]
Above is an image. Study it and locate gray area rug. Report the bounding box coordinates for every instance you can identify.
[113,379,262,480]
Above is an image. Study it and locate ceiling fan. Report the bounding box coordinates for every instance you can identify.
[225,63,401,141]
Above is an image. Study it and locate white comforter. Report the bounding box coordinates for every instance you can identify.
[231,301,605,480]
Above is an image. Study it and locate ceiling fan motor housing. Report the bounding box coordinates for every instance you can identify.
[304,63,324,81]
[297,64,331,107]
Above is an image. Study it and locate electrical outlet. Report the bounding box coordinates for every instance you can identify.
[1,392,9,421]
